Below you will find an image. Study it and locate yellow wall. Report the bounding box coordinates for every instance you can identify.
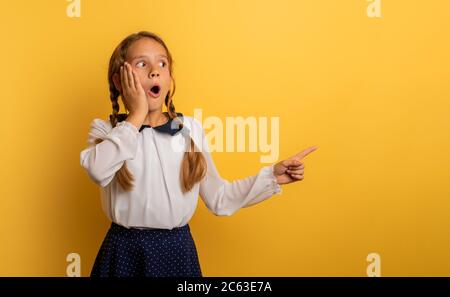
[0,0,449,276]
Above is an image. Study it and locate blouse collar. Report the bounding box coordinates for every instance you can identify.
[138,112,185,136]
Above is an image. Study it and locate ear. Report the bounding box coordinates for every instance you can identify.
[112,73,122,93]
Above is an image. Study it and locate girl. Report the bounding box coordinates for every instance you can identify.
[80,31,318,277]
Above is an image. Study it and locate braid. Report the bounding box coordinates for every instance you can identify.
[166,80,183,129]
[165,92,207,193]
[101,83,135,191]
[109,85,120,127]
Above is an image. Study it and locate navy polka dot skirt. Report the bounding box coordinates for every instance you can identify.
[90,222,203,277]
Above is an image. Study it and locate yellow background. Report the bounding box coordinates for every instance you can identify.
[0,0,449,276]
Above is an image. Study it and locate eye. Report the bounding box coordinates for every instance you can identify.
[159,60,167,68]
[136,61,146,67]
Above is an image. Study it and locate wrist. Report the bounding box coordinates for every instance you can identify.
[126,112,146,130]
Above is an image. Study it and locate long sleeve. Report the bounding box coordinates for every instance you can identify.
[80,119,140,187]
[198,127,282,216]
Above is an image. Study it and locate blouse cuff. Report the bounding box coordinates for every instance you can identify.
[116,120,140,136]
[264,164,282,195]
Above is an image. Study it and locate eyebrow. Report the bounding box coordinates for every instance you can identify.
[131,54,168,61]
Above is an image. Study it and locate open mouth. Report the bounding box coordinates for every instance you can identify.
[147,85,161,98]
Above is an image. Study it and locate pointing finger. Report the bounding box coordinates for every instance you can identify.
[295,146,318,160]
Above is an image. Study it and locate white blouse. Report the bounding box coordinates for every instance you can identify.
[80,113,282,230]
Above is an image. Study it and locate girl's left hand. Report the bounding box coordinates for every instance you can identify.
[273,146,318,185]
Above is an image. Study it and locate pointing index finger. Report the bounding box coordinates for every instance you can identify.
[295,146,318,160]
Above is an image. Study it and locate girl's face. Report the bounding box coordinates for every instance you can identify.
[124,37,171,112]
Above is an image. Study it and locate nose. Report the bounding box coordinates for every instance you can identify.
[149,69,160,78]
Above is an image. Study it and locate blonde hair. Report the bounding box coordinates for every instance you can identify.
[94,31,207,193]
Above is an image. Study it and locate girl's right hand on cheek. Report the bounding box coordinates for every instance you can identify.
[120,62,148,118]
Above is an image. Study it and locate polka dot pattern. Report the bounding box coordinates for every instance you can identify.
[90,222,202,277]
